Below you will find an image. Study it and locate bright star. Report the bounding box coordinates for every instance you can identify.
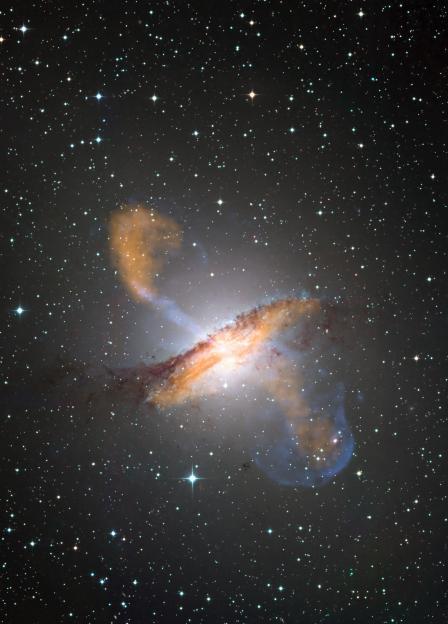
[188,472,197,485]
[151,94,158,102]
[95,136,102,143]
[248,90,257,100]
[20,25,28,34]
[15,306,25,316]
[182,468,202,490]
[95,92,103,100]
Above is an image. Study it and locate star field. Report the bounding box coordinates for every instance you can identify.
[1,2,447,623]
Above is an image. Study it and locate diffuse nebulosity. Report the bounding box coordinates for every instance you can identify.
[109,205,200,334]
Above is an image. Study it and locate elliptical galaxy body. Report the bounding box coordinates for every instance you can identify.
[108,204,354,486]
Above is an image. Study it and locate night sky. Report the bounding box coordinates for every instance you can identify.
[2,2,448,623]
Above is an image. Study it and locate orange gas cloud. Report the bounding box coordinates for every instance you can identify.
[151,297,320,407]
[261,352,342,471]
[109,204,182,302]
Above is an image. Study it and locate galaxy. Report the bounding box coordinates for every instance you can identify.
[2,2,447,623]
[107,204,352,487]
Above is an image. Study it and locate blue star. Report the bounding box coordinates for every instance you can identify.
[187,472,198,485]
[182,467,202,491]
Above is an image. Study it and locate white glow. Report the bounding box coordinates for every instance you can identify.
[187,472,198,485]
